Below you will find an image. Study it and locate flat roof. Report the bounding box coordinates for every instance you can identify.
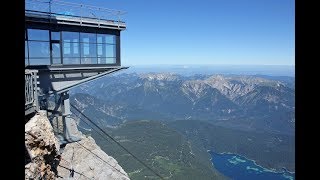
[26,10,126,30]
[25,0,126,30]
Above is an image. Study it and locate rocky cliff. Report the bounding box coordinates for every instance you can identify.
[25,111,130,179]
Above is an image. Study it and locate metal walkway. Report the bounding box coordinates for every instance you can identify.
[26,0,126,30]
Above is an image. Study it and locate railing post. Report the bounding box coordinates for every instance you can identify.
[117,11,120,29]
[25,70,39,115]
[48,0,52,24]
[80,4,83,26]
[33,71,39,111]
[98,8,100,28]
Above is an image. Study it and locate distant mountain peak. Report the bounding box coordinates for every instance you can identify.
[182,80,212,100]
[139,72,180,81]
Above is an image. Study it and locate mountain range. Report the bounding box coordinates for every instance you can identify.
[71,73,295,135]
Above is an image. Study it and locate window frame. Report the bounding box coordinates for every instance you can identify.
[26,29,118,66]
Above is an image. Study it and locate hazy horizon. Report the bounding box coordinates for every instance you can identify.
[118,64,295,77]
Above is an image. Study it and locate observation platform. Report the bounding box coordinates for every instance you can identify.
[25,0,129,145]
[25,0,127,95]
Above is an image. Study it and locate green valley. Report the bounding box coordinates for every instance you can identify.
[84,120,227,180]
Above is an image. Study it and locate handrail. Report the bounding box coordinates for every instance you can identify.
[25,0,126,28]
[25,10,126,24]
[25,70,39,115]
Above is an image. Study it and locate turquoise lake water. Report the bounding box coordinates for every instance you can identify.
[210,151,295,180]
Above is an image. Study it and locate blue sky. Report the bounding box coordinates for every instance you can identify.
[51,0,295,66]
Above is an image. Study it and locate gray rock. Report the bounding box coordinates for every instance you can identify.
[25,110,60,180]
[57,136,130,180]
[25,110,130,180]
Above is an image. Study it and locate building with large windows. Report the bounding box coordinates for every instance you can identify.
[25,0,127,145]
[25,22,122,66]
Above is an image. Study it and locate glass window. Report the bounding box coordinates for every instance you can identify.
[52,58,61,64]
[106,35,116,44]
[81,57,97,64]
[97,44,116,57]
[63,42,80,58]
[98,57,116,64]
[28,41,50,58]
[106,44,116,57]
[63,35,80,59]
[27,29,49,41]
[29,58,50,65]
[81,43,97,57]
[97,57,105,64]
[82,38,89,44]
[25,41,28,59]
[73,39,79,54]
[83,43,89,55]
[25,29,29,66]
[97,36,102,44]
[63,40,71,54]
[62,31,79,42]
[51,31,60,41]
[63,58,80,64]
[52,43,61,58]
[80,33,96,43]
[97,43,105,56]
[97,34,116,44]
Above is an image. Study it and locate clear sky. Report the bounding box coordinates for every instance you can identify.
[54,0,295,66]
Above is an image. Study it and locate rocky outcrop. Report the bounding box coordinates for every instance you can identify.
[25,110,130,180]
[25,110,60,179]
[57,136,130,180]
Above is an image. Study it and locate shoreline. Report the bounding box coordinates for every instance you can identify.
[207,150,295,174]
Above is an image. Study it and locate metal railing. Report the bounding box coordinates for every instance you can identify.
[25,70,39,115]
[25,0,126,28]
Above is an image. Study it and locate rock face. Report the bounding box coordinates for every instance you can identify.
[25,110,130,180]
[57,136,130,180]
[25,110,60,179]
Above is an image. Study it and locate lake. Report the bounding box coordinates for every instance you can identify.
[210,151,295,180]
